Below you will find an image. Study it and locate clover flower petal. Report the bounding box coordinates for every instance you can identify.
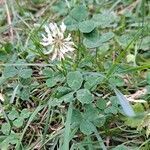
[40,22,75,60]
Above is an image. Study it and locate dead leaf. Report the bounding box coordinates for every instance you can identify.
[125,88,147,103]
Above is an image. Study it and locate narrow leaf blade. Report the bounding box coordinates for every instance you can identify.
[113,87,135,117]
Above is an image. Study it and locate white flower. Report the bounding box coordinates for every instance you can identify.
[40,22,75,60]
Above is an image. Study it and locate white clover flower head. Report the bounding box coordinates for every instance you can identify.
[40,22,75,61]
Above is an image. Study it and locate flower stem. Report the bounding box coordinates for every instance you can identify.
[61,59,67,75]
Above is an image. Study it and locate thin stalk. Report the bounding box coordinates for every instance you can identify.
[61,59,67,75]
[62,102,73,150]
[94,127,107,150]
[103,28,142,82]
[42,105,53,144]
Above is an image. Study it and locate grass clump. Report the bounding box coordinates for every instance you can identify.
[0,0,150,149]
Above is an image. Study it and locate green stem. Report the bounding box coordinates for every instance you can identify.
[42,105,52,144]
[61,59,67,75]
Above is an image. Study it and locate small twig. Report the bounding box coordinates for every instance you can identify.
[125,87,147,103]
[106,136,110,147]
[4,0,14,42]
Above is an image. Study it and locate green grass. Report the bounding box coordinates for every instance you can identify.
[0,0,150,149]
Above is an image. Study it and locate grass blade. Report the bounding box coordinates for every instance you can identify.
[17,105,45,149]
[42,104,52,144]
[94,128,107,150]
[113,86,135,117]
[105,28,142,80]
[62,102,73,150]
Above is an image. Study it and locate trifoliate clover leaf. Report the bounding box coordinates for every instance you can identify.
[79,20,95,33]
[80,119,95,135]
[67,71,83,90]
[76,89,93,104]
[70,5,88,22]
